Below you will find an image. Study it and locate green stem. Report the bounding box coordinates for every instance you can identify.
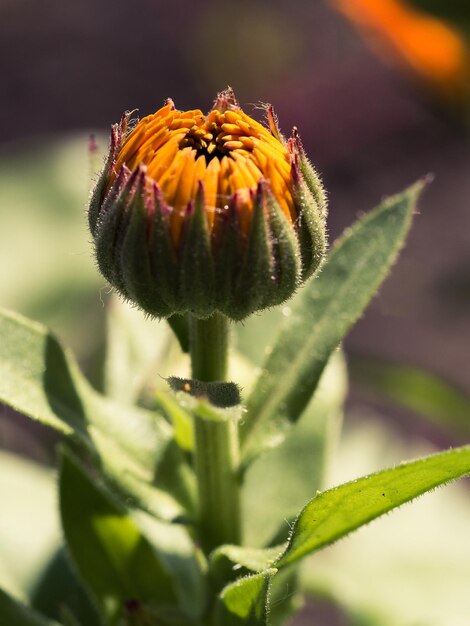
[189,314,241,551]
[189,313,228,382]
[194,407,241,551]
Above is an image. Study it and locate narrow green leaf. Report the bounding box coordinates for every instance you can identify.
[277,444,470,567]
[59,448,179,623]
[240,183,424,462]
[214,570,277,626]
[350,354,470,437]
[0,587,62,626]
[242,352,347,547]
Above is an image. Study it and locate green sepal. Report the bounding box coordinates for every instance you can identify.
[213,200,243,313]
[297,150,327,218]
[179,184,215,318]
[149,186,181,313]
[120,175,172,317]
[293,173,327,281]
[288,132,328,281]
[94,166,138,293]
[88,119,126,237]
[264,185,301,305]
[232,185,273,319]
[88,164,110,239]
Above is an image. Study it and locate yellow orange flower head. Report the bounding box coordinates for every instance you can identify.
[89,88,327,320]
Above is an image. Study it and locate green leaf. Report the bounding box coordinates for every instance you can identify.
[59,448,180,624]
[0,587,62,626]
[209,551,304,625]
[0,307,84,437]
[276,444,470,567]
[0,306,183,521]
[214,570,277,626]
[103,295,172,405]
[135,512,208,619]
[0,305,172,472]
[240,183,424,463]
[210,546,282,591]
[31,549,101,626]
[299,417,470,626]
[350,354,470,437]
[242,352,347,547]
[107,461,188,523]
[154,390,194,452]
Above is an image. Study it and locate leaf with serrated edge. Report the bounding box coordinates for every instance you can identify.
[240,182,425,464]
[276,445,470,567]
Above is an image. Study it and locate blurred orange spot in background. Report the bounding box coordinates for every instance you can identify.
[331,0,470,104]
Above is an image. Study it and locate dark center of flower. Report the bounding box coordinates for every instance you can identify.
[178,115,256,165]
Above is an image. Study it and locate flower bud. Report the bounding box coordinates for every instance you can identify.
[89,88,327,320]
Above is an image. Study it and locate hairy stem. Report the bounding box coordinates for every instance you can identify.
[189,314,241,551]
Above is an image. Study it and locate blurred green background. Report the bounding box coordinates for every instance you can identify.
[1,1,470,624]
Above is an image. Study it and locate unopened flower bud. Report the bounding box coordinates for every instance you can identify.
[89,88,327,320]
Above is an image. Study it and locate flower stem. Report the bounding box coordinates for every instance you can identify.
[193,407,241,551]
[189,314,241,551]
[189,313,229,382]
